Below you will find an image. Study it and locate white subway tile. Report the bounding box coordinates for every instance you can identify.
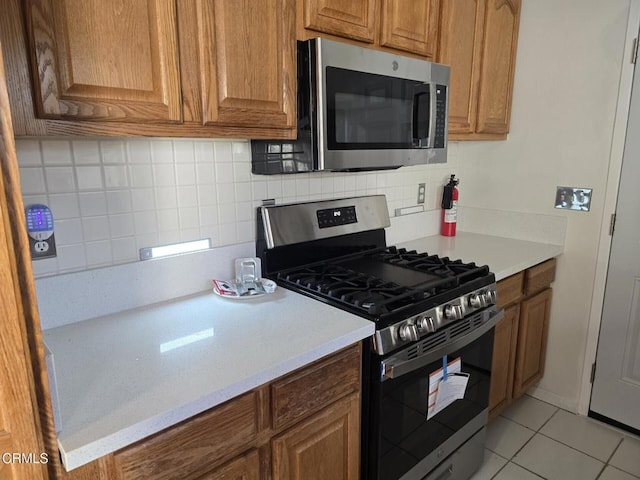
[111,237,137,263]
[321,176,334,195]
[136,234,160,252]
[56,244,87,271]
[72,141,101,165]
[333,175,346,193]
[153,164,175,187]
[129,165,154,188]
[232,141,250,155]
[282,178,297,198]
[218,224,237,245]
[216,183,236,204]
[251,181,268,201]
[267,179,283,199]
[200,226,219,246]
[214,141,233,162]
[76,166,104,190]
[309,176,322,195]
[217,203,236,224]
[215,162,234,183]
[236,221,254,243]
[356,174,368,191]
[127,140,152,164]
[19,168,46,194]
[233,162,251,182]
[197,185,217,206]
[198,205,219,227]
[179,228,201,242]
[131,189,156,212]
[45,167,76,193]
[104,165,129,188]
[152,140,174,164]
[195,142,215,163]
[106,190,132,214]
[42,140,72,165]
[157,209,179,231]
[79,192,108,216]
[82,216,110,241]
[294,176,310,197]
[343,174,357,192]
[85,240,113,267]
[234,182,252,203]
[236,201,253,222]
[109,214,134,238]
[196,163,215,185]
[31,256,58,277]
[179,207,199,229]
[176,163,196,185]
[48,193,80,220]
[157,230,181,245]
[16,139,42,166]
[133,211,158,235]
[177,186,197,207]
[55,218,84,244]
[22,195,48,208]
[100,141,126,164]
[174,141,195,163]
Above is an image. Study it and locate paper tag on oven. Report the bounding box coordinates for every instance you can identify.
[434,372,469,412]
[427,356,462,420]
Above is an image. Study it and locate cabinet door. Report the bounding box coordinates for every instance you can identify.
[489,304,520,419]
[303,0,376,43]
[272,394,360,480]
[437,0,485,135]
[380,0,440,58]
[513,288,552,399]
[197,0,296,129]
[475,0,521,135]
[24,0,182,123]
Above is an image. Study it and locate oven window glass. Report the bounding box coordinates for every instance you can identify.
[370,327,494,480]
[325,67,429,150]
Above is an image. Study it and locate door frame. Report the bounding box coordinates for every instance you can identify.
[578,0,640,415]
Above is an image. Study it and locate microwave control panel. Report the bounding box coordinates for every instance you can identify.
[434,85,448,149]
[317,205,358,228]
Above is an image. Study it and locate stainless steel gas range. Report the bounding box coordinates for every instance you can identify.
[256,195,502,480]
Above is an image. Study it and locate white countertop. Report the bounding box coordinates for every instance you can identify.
[44,231,563,472]
[43,288,374,471]
[398,232,564,281]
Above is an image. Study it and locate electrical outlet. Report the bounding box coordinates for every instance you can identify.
[29,234,57,259]
[417,183,426,204]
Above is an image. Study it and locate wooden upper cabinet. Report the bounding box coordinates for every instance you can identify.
[303,0,376,43]
[438,0,520,139]
[437,0,485,135]
[380,0,440,58]
[23,0,182,123]
[476,0,521,136]
[196,0,296,129]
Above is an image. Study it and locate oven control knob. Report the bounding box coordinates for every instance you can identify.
[486,289,497,304]
[469,293,488,308]
[416,316,436,333]
[398,324,420,342]
[444,304,464,320]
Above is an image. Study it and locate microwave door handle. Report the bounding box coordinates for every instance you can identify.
[428,83,437,148]
[412,84,430,148]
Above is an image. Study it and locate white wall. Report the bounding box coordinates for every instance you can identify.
[456,0,631,411]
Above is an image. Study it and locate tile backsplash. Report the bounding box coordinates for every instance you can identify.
[17,138,458,277]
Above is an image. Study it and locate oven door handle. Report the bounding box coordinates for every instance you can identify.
[381,308,503,381]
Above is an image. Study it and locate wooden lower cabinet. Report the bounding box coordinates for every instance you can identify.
[59,344,361,480]
[489,259,555,419]
[272,394,360,480]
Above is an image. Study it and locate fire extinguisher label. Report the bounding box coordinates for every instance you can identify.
[444,201,457,223]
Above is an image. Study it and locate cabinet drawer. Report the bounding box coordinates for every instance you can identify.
[113,391,261,480]
[524,259,556,296]
[496,272,524,308]
[271,344,361,431]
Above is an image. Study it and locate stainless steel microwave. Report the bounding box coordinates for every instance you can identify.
[251,37,449,174]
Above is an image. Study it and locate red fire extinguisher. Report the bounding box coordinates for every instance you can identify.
[441,174,459,237]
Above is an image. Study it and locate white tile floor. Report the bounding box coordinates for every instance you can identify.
[471,395,640,480]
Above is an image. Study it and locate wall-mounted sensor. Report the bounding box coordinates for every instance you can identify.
[555,186,592,211]
[26,204,57,259]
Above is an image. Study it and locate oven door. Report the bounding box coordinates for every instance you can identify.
[364,307,502,480]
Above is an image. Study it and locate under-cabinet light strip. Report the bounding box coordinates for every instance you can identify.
[139,238,212,261]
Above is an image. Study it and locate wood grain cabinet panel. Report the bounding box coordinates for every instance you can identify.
[379,0,440,58]
[272,394,360,480]
[488,303,519,419]
[524,259,556,296]
[23,0,182,123]
[198,449,261,480]
[439,0,521,139]
[303,0,376,43]
[476,0,521,136]
[496,271,523,308]
[271,344,361,431]
[113,391,261,480]
[514,288,552,399]
[197,0,296,129]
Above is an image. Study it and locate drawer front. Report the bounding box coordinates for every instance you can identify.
[114,391,260,480]
[271,344,361,431]
[496,272,524,308]
[524,259,556,296]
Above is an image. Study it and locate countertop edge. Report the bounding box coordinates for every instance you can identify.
[58,323,373,471]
